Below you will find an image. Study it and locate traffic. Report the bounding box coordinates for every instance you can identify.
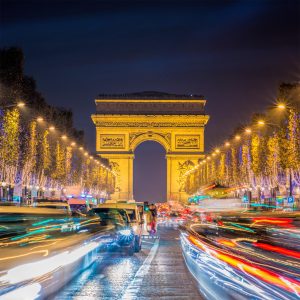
[0,198,158,299]
[0,198,299,299]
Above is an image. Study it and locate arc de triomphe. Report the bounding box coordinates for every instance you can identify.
[91,92,209,202]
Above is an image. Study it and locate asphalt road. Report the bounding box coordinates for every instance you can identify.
[52,226,203,300]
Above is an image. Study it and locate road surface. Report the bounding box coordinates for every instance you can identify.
[53,226,203,300]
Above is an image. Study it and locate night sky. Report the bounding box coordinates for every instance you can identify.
[1,0,299,202]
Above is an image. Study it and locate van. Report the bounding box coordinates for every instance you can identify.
[98,201,143,252]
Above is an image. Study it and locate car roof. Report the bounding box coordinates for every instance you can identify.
[37,202,69,207]
[98,203,138,209]
[0,206,68,215]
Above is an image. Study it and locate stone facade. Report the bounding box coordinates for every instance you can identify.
[91,92,209,202]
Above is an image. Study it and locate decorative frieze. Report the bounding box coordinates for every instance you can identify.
[100,134,125,149]
[175,135,200,149]
[95,121,203,127]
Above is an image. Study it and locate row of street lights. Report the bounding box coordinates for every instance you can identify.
[3,101,115,175]
[0,101,116,195]
[185,102,288,176]
[183,102,296,200]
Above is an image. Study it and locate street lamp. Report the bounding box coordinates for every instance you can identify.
[245,128,252,134]
[17,102,25,108]
[277,103,286,110]
[0,101,25,109]
[257,120,265,126]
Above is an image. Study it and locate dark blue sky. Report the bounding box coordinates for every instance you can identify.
[1,0,299,201]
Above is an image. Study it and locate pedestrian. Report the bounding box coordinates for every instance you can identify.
[149,204,157,234]
[144,204,154,233]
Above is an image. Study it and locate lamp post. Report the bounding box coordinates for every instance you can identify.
[276,103,294,200]
[0,102,25,109]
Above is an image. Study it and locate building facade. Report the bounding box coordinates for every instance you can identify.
[91,91,209,202]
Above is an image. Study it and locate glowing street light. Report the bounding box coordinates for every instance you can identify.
[61,135,67,140]
[225,142,230,147]
[49,126,55,131]
[37,117,44,122]
[277,103,286,110]
[257,120,265,126]
[1,101,25,109]
[235,135,241,141]
[245,128,252,134]
[17,102,25,108]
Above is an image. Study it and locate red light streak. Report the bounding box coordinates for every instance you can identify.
[188,235,300,294]
[252,217,293,227]
[253,242,300,259]
[217,238,236,247]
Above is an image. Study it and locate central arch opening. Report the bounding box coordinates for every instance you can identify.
[133,141,166,203]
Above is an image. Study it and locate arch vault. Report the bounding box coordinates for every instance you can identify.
[91,92,209,203]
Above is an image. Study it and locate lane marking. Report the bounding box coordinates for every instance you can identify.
[122,238,160,300]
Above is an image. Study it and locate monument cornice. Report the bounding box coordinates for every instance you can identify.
[91,114,209,127]
[95,99,206,104]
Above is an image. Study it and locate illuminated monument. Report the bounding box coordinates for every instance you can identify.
[91,92,209,202]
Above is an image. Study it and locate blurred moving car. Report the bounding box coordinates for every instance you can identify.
[68,198,95,215]
[35,201,72,215]
[97,201,143,252]
[0,204,115,299]
[169,211,186,224]
[89,207,136,255]
[180,212,300,300]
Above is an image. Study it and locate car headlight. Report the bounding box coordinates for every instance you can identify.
[118,229,132,236]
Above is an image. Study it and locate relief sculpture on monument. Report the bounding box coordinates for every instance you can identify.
[100,134,125,149]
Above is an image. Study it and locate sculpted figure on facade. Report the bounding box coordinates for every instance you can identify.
[177,160,195,192]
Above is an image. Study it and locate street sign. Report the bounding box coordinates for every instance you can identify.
[287,196,294,204]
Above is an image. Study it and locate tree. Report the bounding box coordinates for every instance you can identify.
[0,108,20,184]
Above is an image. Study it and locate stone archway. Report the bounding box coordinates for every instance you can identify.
[133,140,166,202]
[130,131,171,152]
[91,92,209,203]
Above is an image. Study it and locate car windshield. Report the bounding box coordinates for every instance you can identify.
[39,205,68,210]
[93,208,127,226]
[36,199,67,203]
[125,209,137,221]
[0,202,18,206]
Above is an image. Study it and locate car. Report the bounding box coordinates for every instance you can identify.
[68,198,94,215]
[97,201,144,252]
[35,201,72,215]
[90,207,136,255]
